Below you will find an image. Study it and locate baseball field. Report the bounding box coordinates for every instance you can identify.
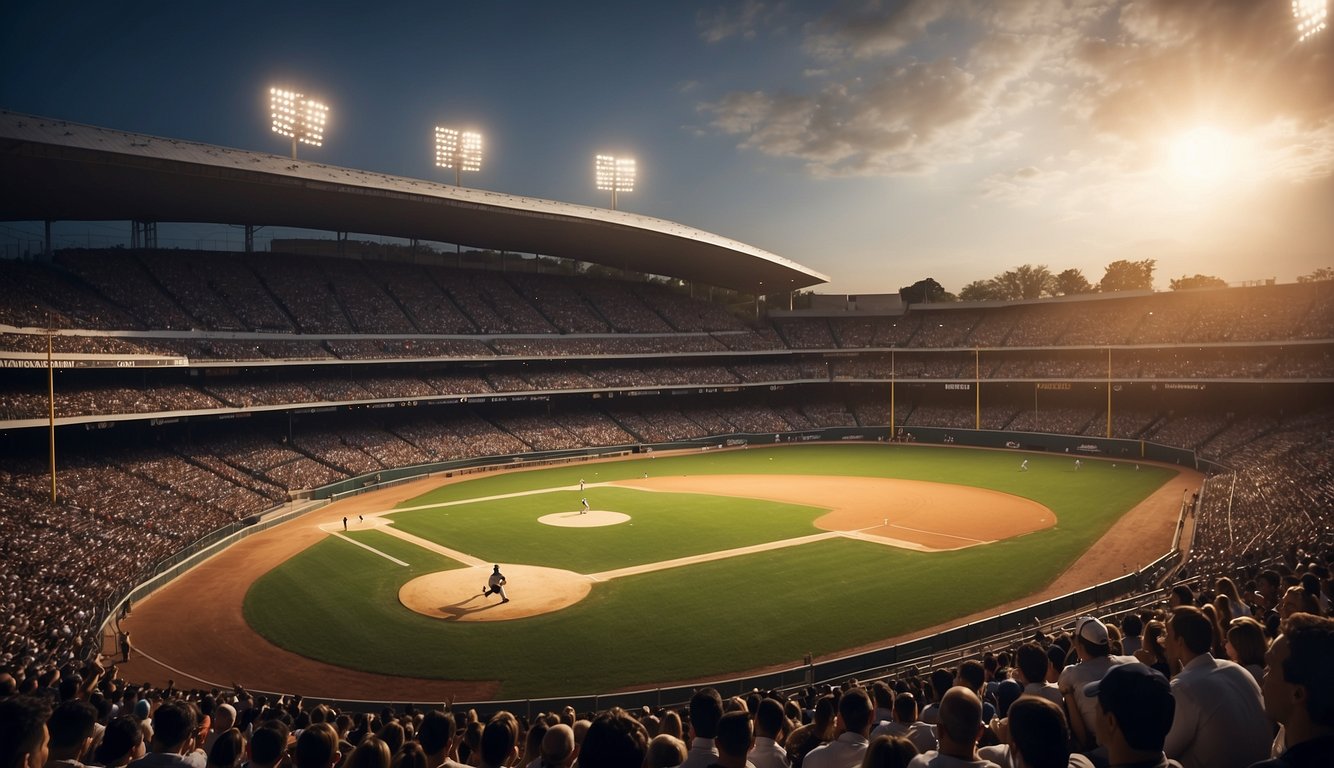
[124,443,1195,701]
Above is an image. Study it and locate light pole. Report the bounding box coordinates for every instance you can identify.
[269,87,328,160]
[595,154,635,210]
[434,127,483,186]
[1294,0,1328,42]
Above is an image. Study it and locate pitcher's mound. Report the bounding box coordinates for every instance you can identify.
[538,510,630,527]
[399,565,593,621]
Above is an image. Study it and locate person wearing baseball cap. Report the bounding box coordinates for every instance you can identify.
[1058,616,1137,751]
[1084,662,1181,768]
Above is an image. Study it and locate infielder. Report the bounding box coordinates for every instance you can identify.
[482,564,509,603]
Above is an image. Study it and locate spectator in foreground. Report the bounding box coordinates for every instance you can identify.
[243,724,288,768]
[681,688,723,768]
[534,723,575,768]
[1252,613,1334,768]
[129,702,205,768]
[786,694,836,768]
[1013,643,1062,707]
[713,712,754,768]
[0,697,52,768]
[342,738,389,768]
[870,693,935,756]
[860,735,917,768]
[90,717,145,768]
[479,714,519,768]
[803,687,873,768]
[906,687,999,768]
[576,708,647,768]
[204,730,243,768]
[1134,620,1172,678]
[644,734,686,768]
[1162,606,1270,768]
[1003,696,1092,768]
[1059,617,1136,751]
[45,700,99,768]
[293,724,339,768]
[748,698,791,768]
[1085,663,1180,768]
[417,711,465,768]
[1225,616,1268,686]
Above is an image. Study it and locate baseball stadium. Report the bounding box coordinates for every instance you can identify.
[2,33,1334,762]
[2,106,1330,718]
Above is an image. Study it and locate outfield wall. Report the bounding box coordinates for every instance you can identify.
[310,426,1206,503]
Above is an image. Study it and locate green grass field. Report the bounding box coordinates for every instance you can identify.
[243,444,1176,698]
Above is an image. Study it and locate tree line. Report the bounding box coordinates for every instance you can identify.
[897,262,1333,305]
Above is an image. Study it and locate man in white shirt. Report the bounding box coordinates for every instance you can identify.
[713,712,754,768]
[803,687,872,768]
[1058,616,1137,751]
[870,693,936,755]
[1161,606,1270,768]
[1013,643,1062,707]
[679,688,722,768]
[747,698,790,768]
[907,688,1000,768]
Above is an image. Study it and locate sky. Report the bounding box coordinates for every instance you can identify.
[1,0,1332,296]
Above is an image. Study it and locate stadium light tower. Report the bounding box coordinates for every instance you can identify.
[595,154,636,210]
[434,127,483,186]
[269,87,328,160]
[1294,0,1328,42]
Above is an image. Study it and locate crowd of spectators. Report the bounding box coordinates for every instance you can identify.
[6,256,1333,385]
[4,563,1331,768]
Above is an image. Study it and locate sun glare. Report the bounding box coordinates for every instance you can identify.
[1166,126,1235,184]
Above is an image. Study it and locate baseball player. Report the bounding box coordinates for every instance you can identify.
[481,564,509,603]
[581,497,590,514]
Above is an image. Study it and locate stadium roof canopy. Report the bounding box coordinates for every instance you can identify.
[0,111,829,294]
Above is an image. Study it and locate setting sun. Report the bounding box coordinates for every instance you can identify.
[1167,125,1236,183]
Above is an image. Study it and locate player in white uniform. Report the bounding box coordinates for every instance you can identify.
[580,497,590,514]
[1021,459,1029,471]
[482,564,509,603]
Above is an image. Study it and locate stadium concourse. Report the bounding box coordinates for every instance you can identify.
[1,249,1332,768]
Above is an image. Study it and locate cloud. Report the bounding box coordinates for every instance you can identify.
[802,0,950,60]
[697,0,774,43]
[979,164,1069,206]
[699,0,1334,191]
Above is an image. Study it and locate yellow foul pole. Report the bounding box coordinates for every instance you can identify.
[975,347,981,430]
[890,349,896,436]
[1106,347,1112,439]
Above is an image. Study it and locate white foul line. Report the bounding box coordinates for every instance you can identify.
[329,531,409,566]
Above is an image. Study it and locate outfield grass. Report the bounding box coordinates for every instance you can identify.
[243,444,1176,697]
